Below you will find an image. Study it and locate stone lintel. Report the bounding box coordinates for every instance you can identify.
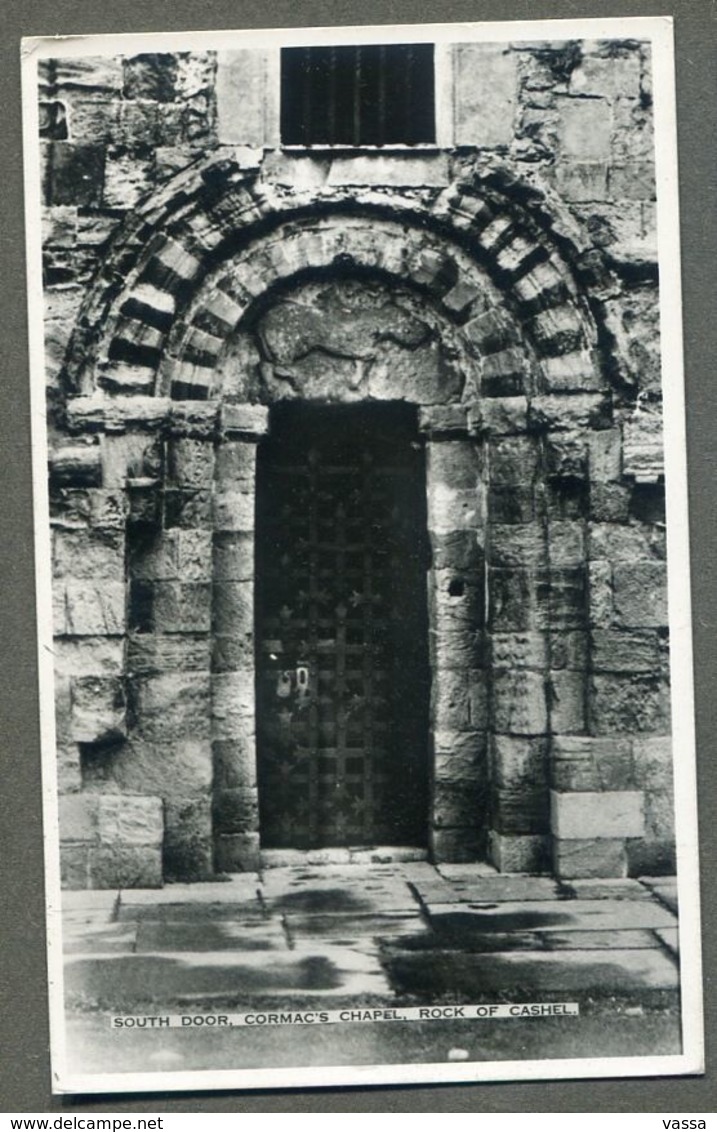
[551,789,644,839]
[418,404,469,437]
[221,404,270,437]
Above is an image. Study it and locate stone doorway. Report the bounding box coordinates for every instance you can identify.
[254,402,431,850]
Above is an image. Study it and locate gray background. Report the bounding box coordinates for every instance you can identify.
[1,0,714,1113]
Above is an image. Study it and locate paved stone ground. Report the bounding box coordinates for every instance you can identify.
[61,863,681,1076]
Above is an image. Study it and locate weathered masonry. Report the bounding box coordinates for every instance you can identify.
[41,39,674,888]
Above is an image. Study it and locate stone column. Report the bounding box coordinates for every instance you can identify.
[211,404,268,872]
[420,407,488,862]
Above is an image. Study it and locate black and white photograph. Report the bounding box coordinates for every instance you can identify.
[20,16,703,1094]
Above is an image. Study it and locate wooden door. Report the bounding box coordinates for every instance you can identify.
[255,402,430,848]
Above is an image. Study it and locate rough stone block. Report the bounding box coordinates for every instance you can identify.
[590,629,661,673]
[60,845,90,888]
[127,633,210,675]
[455,45,518,146]
[163,489,212,529]
[549,669,586,733]
[213,787,260,834]
[70,676,126,743]
[57,745,82,793]
[212,632,255,672]
[590,483,631,522]
[588,561,614,627]
[537,567,587,631]
[163,796,213,880]
[54,638,125,678]
[152,582,212,633]
[433,778,488,830]
[89,846,163,889]
[59,794,99,843]
[609,162,656,201]
[111,739,213,798]
[559,97,612,159]
[212,670,255,738]
[430,826,484,863]
[491,735,548,790]
[129,532,179,581]
[431,668,471,731]
[53,56,124,92]
[97,794,163,847]
[489,832,549,874]
[433,730,488,784]
[176,529,213,581]
[103,150,154,210]
[551,789,644,839]
[429,530,483,572]
[492,669,547,735]
[490,523,547,568]
[548,521,585,566]
[529,393,609,433]
[489,437,539,487]
[554,162,609,203]
[216,50,268,144]
[541,351,601,392]
[589,522,665,563]
[430,570,485,631]
[491,632,548,670]
[553,837,628,879]
[427,484,482,534]
[212,735,257,790]
[212,532,254,582]
[168,437,215,488]
[590,672,670,735]
[215,832,261,872]
[551,735,634,792]
[130,673,211,741]
[430,624,484,670]
[328,154,449,188]
[214,442,257,489]
[488,568,534,632]
[212,581,253,636]
[43,142,104,208]
[62,581,126,637]
[492,781,550,835]
[488,486,536,524]
[549,631,588,671]
[213,491,255,532]
[471,398,528,436]
[426,440,480,490]
[220,404,269,436]
[613,563,668,628]
[632,736,673,789]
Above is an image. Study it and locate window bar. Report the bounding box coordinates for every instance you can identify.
[353,45,362,146]
[328,45,337,145]
[301,46,312,146]
[405,44,414,144]
[378,45,387,147]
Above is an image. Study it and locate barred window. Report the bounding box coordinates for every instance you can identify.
[280,43,435,147]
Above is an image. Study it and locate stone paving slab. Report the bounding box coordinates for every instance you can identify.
[134,917,288,953]
[561,879,652,901]
[63,922,138,955]
[62,890,120,912]
[423,899,677,933]
[259,869,418,916]
[65,941,391,1003]
[640,879,678,915]
[117,900,266,922]
[394,927,664,954]
[283,912,421,941]
[416,876,564,904]
[436,863,500,879]
[119,877,261,905]
[654,927,679,955]
[384,946,679,996]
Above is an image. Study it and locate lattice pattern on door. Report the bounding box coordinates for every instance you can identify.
[255,403,430,849]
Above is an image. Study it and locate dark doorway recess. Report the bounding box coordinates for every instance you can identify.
[255,402,431,849]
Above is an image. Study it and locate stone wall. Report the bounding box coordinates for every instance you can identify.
[40,36,673,886]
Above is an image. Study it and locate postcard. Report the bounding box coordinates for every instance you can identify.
[21,15,703,1093]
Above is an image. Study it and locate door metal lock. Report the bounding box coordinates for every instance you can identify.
[296,663,310,695]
